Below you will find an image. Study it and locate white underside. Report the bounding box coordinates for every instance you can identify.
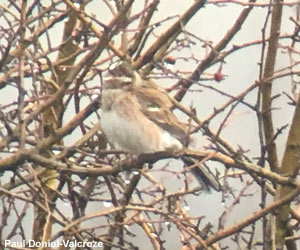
[101,110,182,154]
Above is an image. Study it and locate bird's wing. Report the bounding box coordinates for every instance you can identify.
[131,76,221,192]
[133,85,190,145]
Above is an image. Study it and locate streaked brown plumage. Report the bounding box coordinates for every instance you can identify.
[101,67,220,191]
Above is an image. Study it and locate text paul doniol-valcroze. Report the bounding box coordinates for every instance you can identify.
[5,239,103,248]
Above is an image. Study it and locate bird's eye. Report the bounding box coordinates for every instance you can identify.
[121,81,131,87]
[103,77,133,89]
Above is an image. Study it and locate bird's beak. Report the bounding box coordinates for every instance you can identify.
[132,71,143,87]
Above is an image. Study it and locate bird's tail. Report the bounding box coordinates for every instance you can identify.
[181,156,221,192]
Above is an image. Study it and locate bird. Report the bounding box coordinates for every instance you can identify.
[100,63,220,191]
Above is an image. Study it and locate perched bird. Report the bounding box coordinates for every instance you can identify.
[101,64,219,191]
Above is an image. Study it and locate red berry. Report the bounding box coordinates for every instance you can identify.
[214,72,225,82]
